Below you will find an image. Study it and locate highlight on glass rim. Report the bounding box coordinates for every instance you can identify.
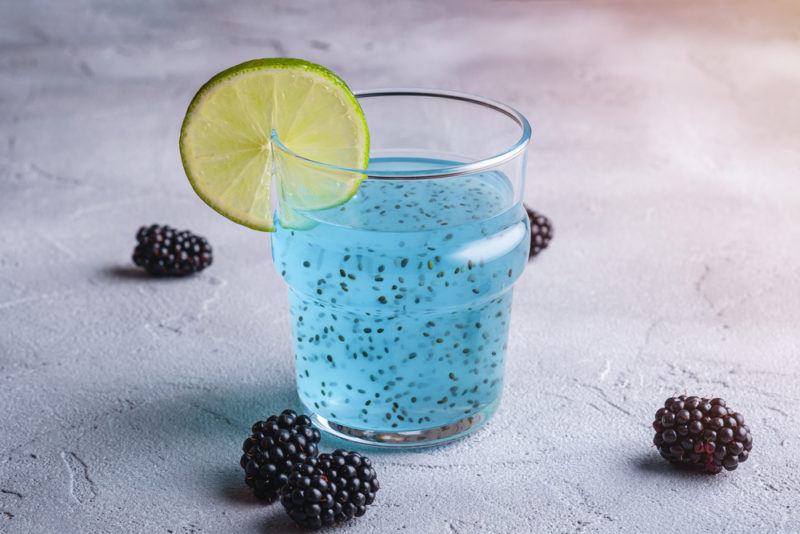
[6,2,796,532]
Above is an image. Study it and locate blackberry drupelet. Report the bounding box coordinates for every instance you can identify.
[132,224,212,276]
[280,449,379,529]
[652,396,753,474]
[524,206,553,259]
[240,409,321,502]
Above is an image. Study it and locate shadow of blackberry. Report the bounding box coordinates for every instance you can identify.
[100,264,203,282]
[632,451,723,480]
[92,376,299,507]
[261,507,305,534]
[102,265,153,280]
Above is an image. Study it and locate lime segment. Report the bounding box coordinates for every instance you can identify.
[180,58,369,231]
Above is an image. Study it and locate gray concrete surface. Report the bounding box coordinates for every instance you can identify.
[2,1,800,532]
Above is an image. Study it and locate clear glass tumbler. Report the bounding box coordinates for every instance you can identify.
[271,90,531,447]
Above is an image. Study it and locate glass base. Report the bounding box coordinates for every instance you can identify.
[308,399,499,449]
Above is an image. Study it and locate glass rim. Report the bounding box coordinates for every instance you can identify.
[271,88,532,180]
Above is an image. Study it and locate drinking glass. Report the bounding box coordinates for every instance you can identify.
[271,89,531,447]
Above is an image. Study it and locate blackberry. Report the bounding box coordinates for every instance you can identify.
[652,396,753,474]
[280,449,379,529]
[132,224,212,276]
[240,409,321,502]
[524,206,553,259]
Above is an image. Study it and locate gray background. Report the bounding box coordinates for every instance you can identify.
[2,1,799,532]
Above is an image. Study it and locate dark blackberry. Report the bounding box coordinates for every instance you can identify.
[240,409,321,502]
[280,449,379,529]
[132,224,212,276]
[524,206,553,259]
[652,396,753,474]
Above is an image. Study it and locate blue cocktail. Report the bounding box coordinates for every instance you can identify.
[272,91,532,446]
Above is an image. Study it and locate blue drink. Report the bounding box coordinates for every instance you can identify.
[272,157,529,444]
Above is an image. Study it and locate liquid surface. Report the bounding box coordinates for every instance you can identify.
[272,157,529,432]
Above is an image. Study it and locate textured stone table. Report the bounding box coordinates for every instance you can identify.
[2,1,799,532]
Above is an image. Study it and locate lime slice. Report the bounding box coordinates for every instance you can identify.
[179,58,369,231]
